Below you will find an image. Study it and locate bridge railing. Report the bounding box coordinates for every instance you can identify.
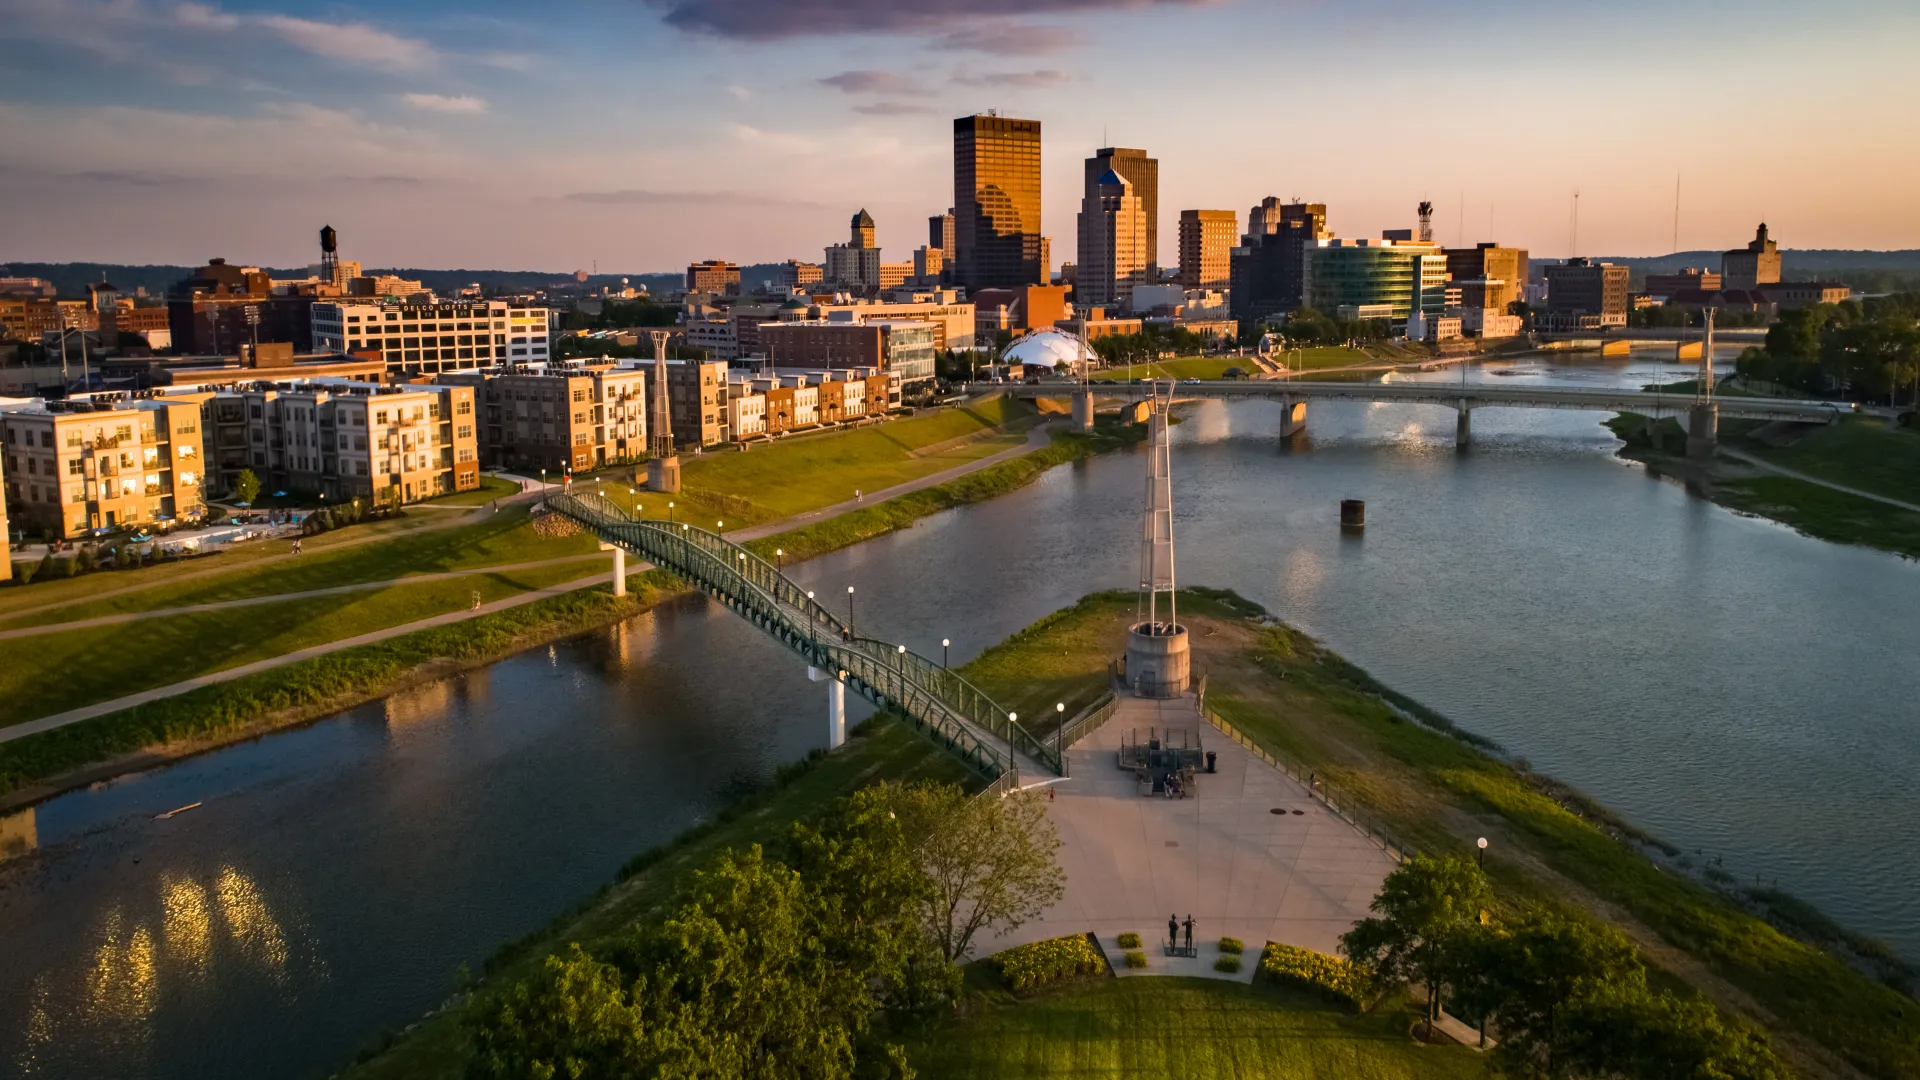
[547,492,1054,778]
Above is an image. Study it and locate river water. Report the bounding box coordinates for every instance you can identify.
[3,353,1916,1079]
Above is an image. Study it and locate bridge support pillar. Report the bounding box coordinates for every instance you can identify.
[1456,407,1472,448]
[647,454,681,493]
[1686,403,1719,458]
[1071,389,1095,432]
[809,666,846,749]
[1278,397,1307,440]
[611,545,626,597]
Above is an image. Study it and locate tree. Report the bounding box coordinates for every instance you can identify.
[232,468,261,506]
[466,945,675,1080]
[883,782,1064,962]
[1560,984,1790,1080]
[1340,855,1491,1039]
[1479,909,1644,1076]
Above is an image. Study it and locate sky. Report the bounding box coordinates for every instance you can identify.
[1,0,1917,274]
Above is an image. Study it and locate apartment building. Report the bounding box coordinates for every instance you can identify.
[222,381,480,503]
[727,381,767,440]
[1,397,207,540]
[755,376,819,435]
[439,364,646,473]
[686,260,741,295]
[0,454,10,581]
[311,300,551,378]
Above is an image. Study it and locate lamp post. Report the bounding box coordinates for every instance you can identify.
[846,585,855,634]
[628,487,635,516]
[1477,836,1489,870]
[1056,702,1066,764]
[668,500,675,523]
[942,638,950,669]
[775,548,784,571]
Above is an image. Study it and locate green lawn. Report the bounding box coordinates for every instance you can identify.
[905,977,1486,1080]
[958,591,1136,735]
[1090,356,1248,381]
[418,474,521,506]
[342,719,971,1080]
[585,395,1036,527]
[0,559,603,729]
[1730,415,1920,506]
[1715,474,1920,559]
[0,506,598,629]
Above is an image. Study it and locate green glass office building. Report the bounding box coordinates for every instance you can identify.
[1306,240,1449,326]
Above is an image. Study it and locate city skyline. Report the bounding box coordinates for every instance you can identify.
[1,0,1917,271]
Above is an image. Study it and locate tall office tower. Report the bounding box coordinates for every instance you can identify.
[953,114,1044,290]
[1083,148,1159,275]
[929,211,956,259]
[1230,199,1328,323]
[1177,210,1237,290]
[1443,243,1530,314]
[1721,223,1782,290]
[824,209,882,295]
[1076,168,1148,309]
[851,208,876,250]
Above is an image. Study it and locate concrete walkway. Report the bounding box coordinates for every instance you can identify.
[727,422,1057,543]
[0,568,623,745]
[1718,446,1920,514]
[0,553,609,640]
[978,694,1395,984]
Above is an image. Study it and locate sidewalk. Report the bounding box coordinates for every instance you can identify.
[0,552,609,640]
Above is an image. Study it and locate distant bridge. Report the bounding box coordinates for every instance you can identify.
[986,379,1851,447]
[545,492,1058,786]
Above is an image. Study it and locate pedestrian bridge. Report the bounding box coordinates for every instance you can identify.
[543,491,1058,786]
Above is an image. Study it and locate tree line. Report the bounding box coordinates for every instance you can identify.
[1735,294,1920,404]
[1343,855,1788,1079]
[463,781,1062,1079]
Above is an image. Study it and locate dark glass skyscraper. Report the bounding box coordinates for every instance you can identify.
[953,114,1044,290]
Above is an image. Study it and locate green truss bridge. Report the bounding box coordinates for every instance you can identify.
[544,492,1059,786]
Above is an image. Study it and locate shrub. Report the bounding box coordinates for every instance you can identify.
[1117,932,1141,949]
[995,933,1105,991]
[1218,937,1244,955]
[1214,956,1242,974]
[1124,951,1148,969]
[12,559,35,585]
[1258,942,1372,1011]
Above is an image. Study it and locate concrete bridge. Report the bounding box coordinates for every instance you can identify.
[989,379,1853,451]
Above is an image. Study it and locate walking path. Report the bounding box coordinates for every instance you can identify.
[0,553,609,640]
[977,693,1395,984]
[728,422,1056,542]
[0,569,620,745]
[2,425,1063,742]
[1717,447,1920,514]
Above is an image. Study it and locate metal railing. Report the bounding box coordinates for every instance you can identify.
[1199,704,1413,865]
[545,491,1059,781]
[1055,691,1119,775]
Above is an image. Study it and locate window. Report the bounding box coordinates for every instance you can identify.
[457,425,472,439]
[571,389,586,403]
[115,424,132,442]
[375,410,388,424]
[428,402,441,419]
[456,399,472,415]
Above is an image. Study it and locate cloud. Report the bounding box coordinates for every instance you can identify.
[933,23,1083,54]
[401,92,488,115]
[258,14,436,71]
[952,68,1071,88]
[726,84,751,101]
[853,102,933,116]
[563,188,824,209]
[172,2,239,31]
[818,70,923,95]
[646,0,1204,47]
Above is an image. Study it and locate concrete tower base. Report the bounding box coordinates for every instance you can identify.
[1072,390,1096,431]
[1686,403,1719,459]
[647,454,681,493]
[1127,622,1191,699]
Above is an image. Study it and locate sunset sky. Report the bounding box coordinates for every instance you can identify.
[2,0,1916,273]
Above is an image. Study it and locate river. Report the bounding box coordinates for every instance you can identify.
[3,352,1916,1079]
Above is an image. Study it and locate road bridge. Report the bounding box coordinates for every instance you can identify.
[544,491,1058,787]
[987,379,1852,449]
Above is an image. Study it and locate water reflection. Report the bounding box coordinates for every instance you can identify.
[0,808,36,862]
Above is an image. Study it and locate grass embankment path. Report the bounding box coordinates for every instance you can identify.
[1608,411,1920,559]
[0,404,1143,803]
[1001,589,1918,1080]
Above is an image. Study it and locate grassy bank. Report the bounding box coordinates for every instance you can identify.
[905,977,1485,1079]
[994,588,1917,1079]
[743,421,1147,565]
[343,717,972,1080]
[0,575,674,800]
[1607,414,1920,559]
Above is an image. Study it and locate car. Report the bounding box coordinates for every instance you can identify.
[1184,377,1200,384]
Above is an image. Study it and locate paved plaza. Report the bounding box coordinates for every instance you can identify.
[987,694,1395,982]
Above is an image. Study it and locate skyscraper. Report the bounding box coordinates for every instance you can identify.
[1230,199,1328,323]
[825,209,882,295]
[929,210,955,260]
[1082,148,1159,276]
[953,114,1044,290]
[1721,223,1782,290]
[1076,168,1147,310]
[1177,210,1237,290]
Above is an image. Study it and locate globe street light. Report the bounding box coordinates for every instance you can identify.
[846,585,855,633]
[1056,702,1066,763]
[1477,836,1489,870]
[775,547,784,571]
[942,638,950,668]
[668,500,675,523]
